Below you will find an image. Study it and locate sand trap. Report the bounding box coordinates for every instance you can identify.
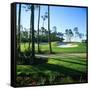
[57,43,78,48]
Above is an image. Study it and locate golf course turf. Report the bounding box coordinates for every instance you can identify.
[16,42,87,86]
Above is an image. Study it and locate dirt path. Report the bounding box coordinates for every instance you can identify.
[35,53,86,59]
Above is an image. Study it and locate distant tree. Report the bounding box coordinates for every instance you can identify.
[52,26,57,36]
[73,27,79,37]
[68,29,73,42]
[78,33,84,41]
[79,33,83,39]
[73,27,84,41]
[41,12,48,35]
[57,32,63,38]
[52,26,57,33]
[65,29,73,42]
[65,29,69,42]
[41,27,45,35]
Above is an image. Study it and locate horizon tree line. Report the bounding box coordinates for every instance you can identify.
[65,27,85,42]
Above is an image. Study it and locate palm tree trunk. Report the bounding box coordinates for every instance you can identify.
[28,13,32,51]
[48,6,52,53]
[31,5,35,63]
[18,4,21,52]
[37,6,40,53]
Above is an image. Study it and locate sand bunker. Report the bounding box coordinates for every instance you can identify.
[57,43,78,48]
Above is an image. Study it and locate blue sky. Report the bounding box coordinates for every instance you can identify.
[16,4,87,36]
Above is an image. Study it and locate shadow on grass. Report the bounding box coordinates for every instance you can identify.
[50,57,86,66]
[17,62,87,85]
[18,62,87,79]
[66,56,87,63]
[17,56,87,77]
[17,57,87,86]
[17,55,48,65]
[33,63,86,77]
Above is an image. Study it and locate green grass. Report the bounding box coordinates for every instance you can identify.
[20,42,86,53]
[16,42,87,86]
[17,53,87,86]
[17,53,87,75]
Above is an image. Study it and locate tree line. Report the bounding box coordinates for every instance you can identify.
[17,4,53,64]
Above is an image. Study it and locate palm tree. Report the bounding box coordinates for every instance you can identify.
[65,29,69,42]
[28,15,32,51]
[37,5,40,53]
[68,29,73,42]
[18,4,21,53]
[31,5,35,63]
[52,26,57,36]
[73,27,79,37]
[24,5,32,51]
[65,29,73,42]
[24,5,41,53]
[48,6,52,53]
[41,27,45,35]
[74,27,84,41]
[78,33,84,40]
[41,12,48,36]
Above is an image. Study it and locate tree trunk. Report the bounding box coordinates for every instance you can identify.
[42,21,44,36]
[48,6,52,53]
[37,5,40,53]
[18,4,21,53]
[31,5,35,63]
[28,11,32,51]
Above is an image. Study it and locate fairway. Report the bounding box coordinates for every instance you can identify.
[20,42,87,53]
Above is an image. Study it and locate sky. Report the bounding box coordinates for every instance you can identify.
[16,4,87,40]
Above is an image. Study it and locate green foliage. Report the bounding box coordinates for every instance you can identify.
[50,33,64,42]
[17,31,64,44]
